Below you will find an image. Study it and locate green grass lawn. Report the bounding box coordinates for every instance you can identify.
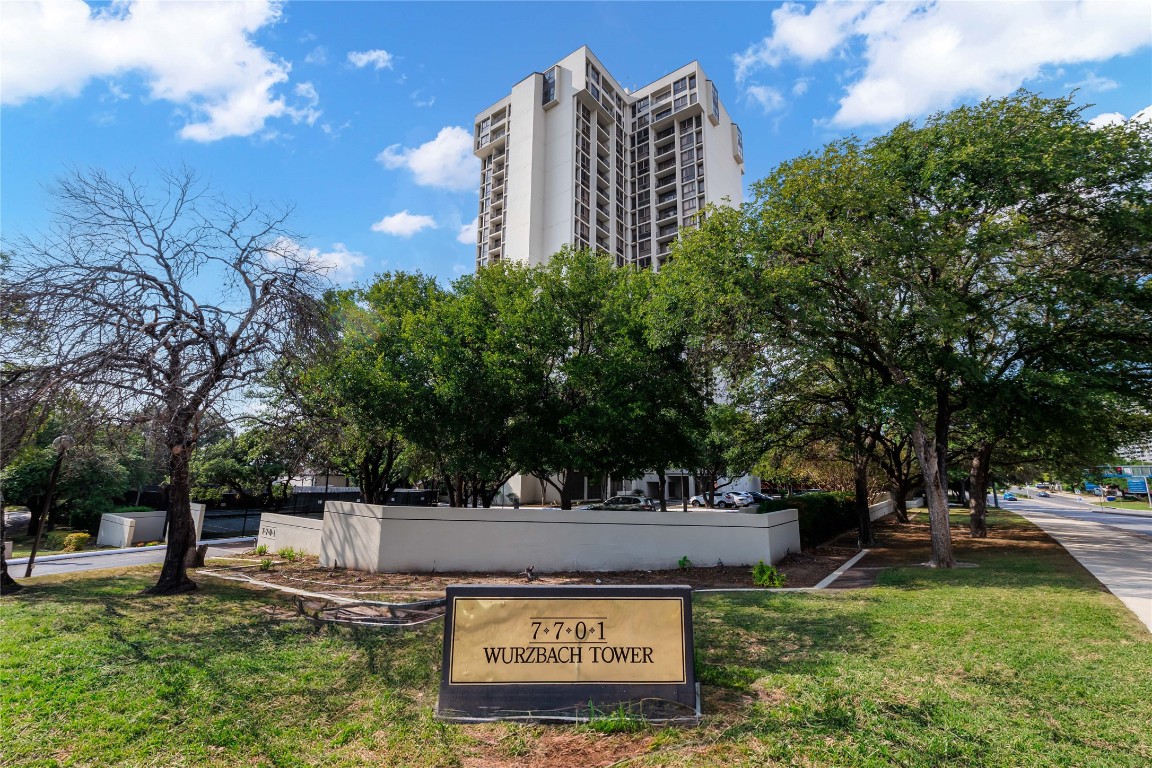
[1095,498,1152,513]
[2,511,1150,767]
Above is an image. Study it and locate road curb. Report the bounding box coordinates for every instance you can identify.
[7,536,256,566]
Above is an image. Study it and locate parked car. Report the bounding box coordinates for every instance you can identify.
[1002,492,1018,501]
[1037,491,1051,498]
[714,491,753,508]
[747,491,772,505]
[591,495,655,510]
[688,492,751,508]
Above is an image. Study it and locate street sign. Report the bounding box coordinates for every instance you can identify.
[1084,482,1099,491]
[1128,477,1148,494]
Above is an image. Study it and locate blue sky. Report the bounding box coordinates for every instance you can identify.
[3,1,1150,287]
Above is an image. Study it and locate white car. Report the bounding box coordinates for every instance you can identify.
[722,492,754,508]
[690,491,753,508]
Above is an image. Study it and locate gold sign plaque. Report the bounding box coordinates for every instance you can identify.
[449,596,686,684]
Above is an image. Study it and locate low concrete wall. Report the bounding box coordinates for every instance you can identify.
[320,503,801,574]
[868,499,894,521]
[96,515,135,548]
[96,510,168,548]
[868,496,925,521]
[256,513,324,556]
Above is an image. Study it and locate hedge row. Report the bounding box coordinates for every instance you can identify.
[759,492,856,549]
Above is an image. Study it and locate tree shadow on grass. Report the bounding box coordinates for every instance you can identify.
[692,590,881,689]
[6,572,447,754]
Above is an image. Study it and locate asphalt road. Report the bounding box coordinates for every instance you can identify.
[9,541,254,578]
[1000,490,1151,633]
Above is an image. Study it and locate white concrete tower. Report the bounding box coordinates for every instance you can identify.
[472,47,744,271]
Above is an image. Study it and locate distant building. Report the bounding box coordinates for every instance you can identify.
[1120,437,1152,465]
[472,46,744,271]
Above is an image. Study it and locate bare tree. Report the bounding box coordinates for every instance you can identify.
[1,167,327,594]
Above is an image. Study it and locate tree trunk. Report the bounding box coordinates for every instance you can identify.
[443,473,458,507]
[853,425,875,546]
[911,418,956,567]
[854,458,875,546]
[144,442,198,595]
[891,489,910,523]
[656,468,668,512]
[969,441,993,538]
[537,471,573,509]
[1,511,21,594]
[359,447,386,505]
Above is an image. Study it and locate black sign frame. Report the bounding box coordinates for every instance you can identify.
[435,584,698,723]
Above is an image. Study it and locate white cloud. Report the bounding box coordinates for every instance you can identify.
[1089,105,1152,128]
[1064,73,1120,92]
[1088,111,1126,129]
[303,242,366,283]
[456,216,478,244]
[746,84,786,113]
[734,0,1152,128]
[371,210,437,237]
[287,82,321,127]
[304,46,328,65]
[272,238,366,284]
[735,1,871,80]
[0,0,305,142]
[791,78,811,97]
[347,49,393,70]
[377,126,478,191]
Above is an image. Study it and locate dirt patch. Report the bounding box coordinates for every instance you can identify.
[204,546,859,599]
[460,725,654,768]
[820,510,1073,584]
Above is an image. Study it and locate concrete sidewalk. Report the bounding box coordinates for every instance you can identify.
[8,538,255,577]
[1014,507,1152,634]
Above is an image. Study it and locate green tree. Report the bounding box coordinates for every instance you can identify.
[516,248,700,509]
[667,92,1152,566]
[408,262,539,507]
[299,274,440,504]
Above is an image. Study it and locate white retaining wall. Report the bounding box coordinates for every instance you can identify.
[95,505,207,548]
[256,513,324,556]
[318,502,801,574]
[96,510,168,548]
[868,496,924,521]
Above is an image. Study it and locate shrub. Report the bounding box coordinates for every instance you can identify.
[259,558,273,571]
[255,544,268,556]
[752,559,786,587]
[678,556,692,570]
[278,547,298,562]
[61,532,91,553]
[68,506,109,535]
[759,492,856,548]
[43,531,68,551]
[190,486,223,504]
[112,505,154,514]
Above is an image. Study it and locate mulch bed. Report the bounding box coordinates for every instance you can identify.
[206,545,860,598]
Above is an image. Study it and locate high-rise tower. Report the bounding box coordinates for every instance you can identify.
[473,47,744,271]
